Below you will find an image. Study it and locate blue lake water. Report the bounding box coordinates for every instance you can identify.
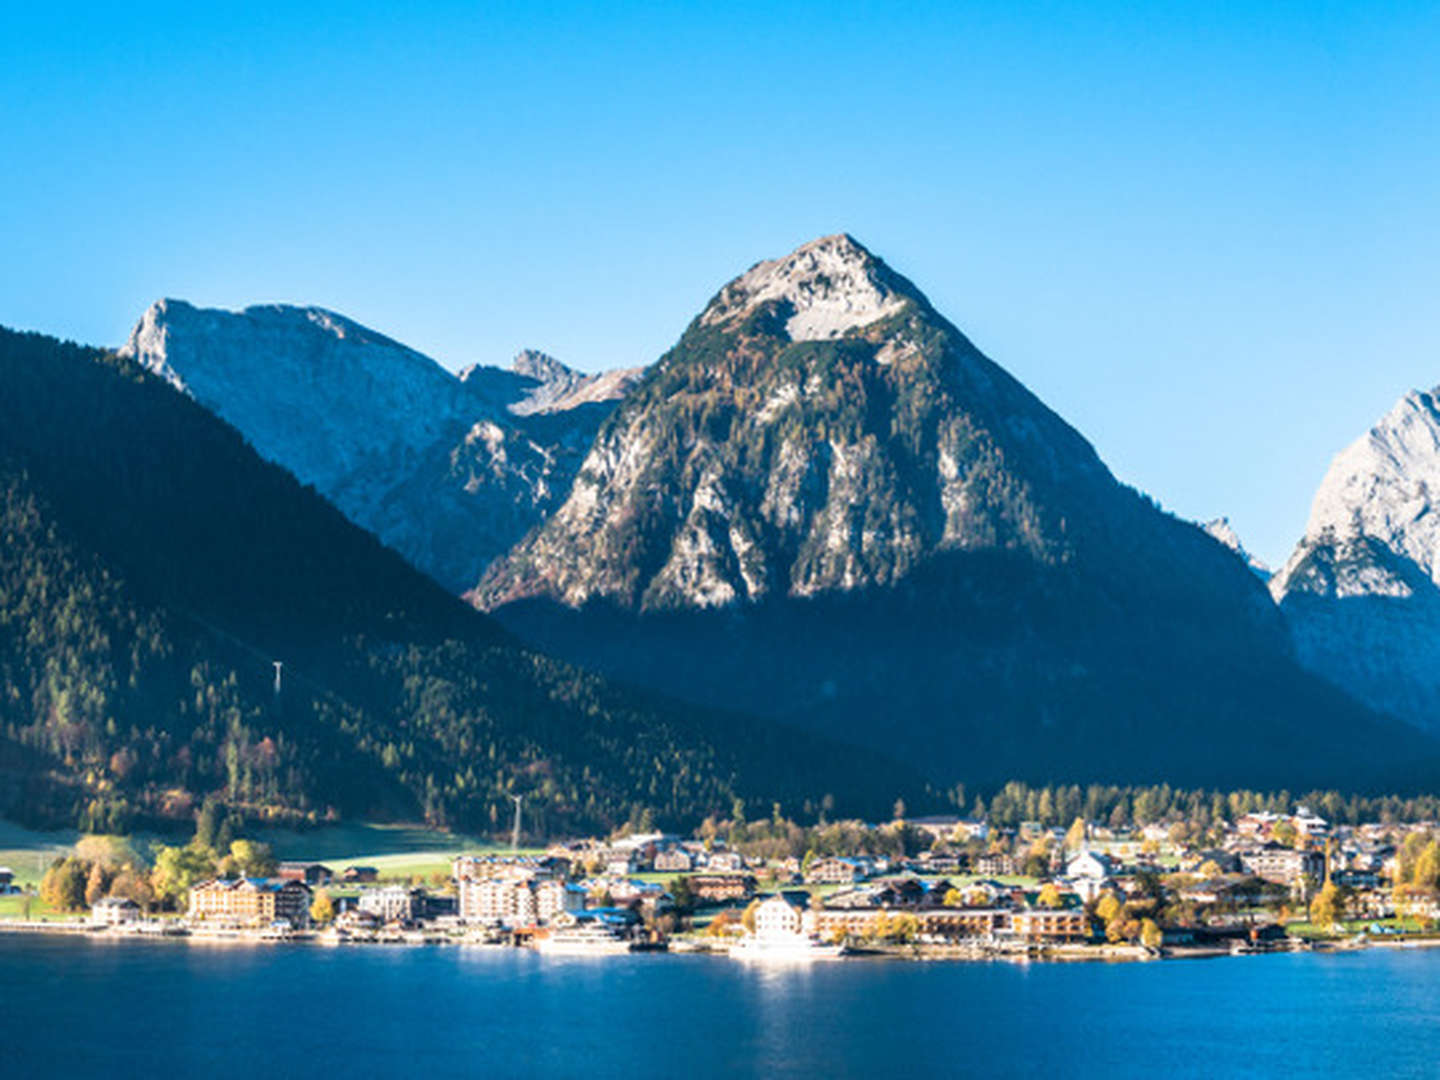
[4,937,1439,1078]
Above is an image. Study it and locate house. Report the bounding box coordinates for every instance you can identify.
[358,885,424,924]
[343,866,379,884]
[805,857,868,885]
[653,849,693,873]
[705,851,746,872]
[91,896,141,926]
[688,873,756,903]
[277,862,333,886]
[0,866,14,892]
[1065,850,1116,903]
[751,894,804,938]
[603,848,641,877]
[188,878,312,929]
[1011,906,1089,942]
[974,852,1018,877]
[1239,844,1324,887]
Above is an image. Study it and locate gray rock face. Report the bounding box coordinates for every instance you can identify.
[119,299,638,592]
[470,235,1405,792]
[1272,389,1440,733]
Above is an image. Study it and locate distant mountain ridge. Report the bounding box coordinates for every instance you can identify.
[119,299,641,593]
[475,233,1435,791]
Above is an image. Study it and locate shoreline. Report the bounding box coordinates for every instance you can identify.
[7,919,1438,964]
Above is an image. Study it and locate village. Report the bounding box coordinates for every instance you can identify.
[8,804,1440,963]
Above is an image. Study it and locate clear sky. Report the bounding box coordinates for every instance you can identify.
[3,1,1438,566]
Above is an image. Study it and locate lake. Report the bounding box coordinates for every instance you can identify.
[3,937,1438,1077]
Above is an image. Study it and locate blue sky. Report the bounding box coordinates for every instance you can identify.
[3,1,1438,566]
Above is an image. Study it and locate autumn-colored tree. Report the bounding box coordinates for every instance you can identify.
[1140,918,1162,949]
[1064,817,1087,853]
[740,899,760,935]
[1037,883,1063,909]
[1095,891,1122,924]
[151,844,216,907]
[84,862,109,907]
[39,858,87,911]
[310,890,335,925]
[229,839,276,878]
[1309,880,1341,931]
[942,888,964,908]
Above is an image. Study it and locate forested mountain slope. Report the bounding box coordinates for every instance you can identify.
[0,326,925,833]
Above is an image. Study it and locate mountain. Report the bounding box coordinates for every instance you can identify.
[1202,518,1271,579]
[477,234,1435,791]
[1271,389,1440,734]
[119,300,641,593]
[0,324,927,832]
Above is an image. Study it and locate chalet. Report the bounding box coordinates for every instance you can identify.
[974,852,1018,877]
[653,848,693,873]
[688,873,755,903]
[343,866,379,883]
[0,866,14,891]
[705,851,746,873]
[277,862,333,886]
[805,857,869,885]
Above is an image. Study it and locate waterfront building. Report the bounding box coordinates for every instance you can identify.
[188,878,312,929]
[90,896,141,926]
[358,885,424,924]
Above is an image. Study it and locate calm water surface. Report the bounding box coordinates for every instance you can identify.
[3,937,1437,1078]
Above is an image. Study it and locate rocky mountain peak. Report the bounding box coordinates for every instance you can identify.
[1202,517,1270,579]
[512,348,578,385]
[1270,383,1440,735]
[698,233,914,342]
[1285,387,1440,589]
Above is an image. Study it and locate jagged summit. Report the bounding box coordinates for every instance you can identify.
[512,348,578,384]
[698,233,916,342]
[1276,388,1440,595]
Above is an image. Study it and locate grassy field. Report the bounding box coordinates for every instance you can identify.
[1287,916,1439,939]
[0,819,77,889]
[249,822,543,883]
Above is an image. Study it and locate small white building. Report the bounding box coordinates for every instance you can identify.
[91,896,141,926]
[358,885,421,924]
[1065,850,1115,903]
[752,895,803,939]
